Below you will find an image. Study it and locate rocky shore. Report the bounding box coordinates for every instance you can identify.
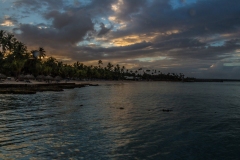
[0,83,99,94]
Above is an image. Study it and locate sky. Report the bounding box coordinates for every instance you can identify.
[1,0,240,79]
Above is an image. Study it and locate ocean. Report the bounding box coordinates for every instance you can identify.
[0,81,240,159]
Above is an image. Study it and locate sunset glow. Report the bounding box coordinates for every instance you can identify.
[1,0,240,78]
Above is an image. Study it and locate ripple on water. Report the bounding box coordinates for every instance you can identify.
[1,82,240,159]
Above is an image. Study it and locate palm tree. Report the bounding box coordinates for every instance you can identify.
[0,30,188,82]
[39,47,46,59]
[0,30,6,53]
[135,70,138,76]
[98,60,103,68]
[0,30,5,40]
[12,58,27,78]
[126,69,129,75]
[0,31,9,54]
[4,33,14,53]
[120,66,125,79]
[107,62,113,71]
[13,41,27,58]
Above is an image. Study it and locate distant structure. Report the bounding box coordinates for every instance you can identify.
[124,76,134,80]
[124,76,141,80]
[32,50,39,58]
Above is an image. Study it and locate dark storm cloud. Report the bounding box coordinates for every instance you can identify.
[82,41,152,53]
[88,0,114,8]
[112,0,240,41]
[110,0,173,37]
[153,38,206,50]
[114,0,147,21]
[16,9,94,45]
[97,23,112,36]
[152,38,240,60]
[12,0,114,46]
[84,0,115,16]
[76,38,240,62]
[45,10,93,32]
[59,41,154,62]
[65,42,153,62]
[15,24,61,46]
[162,0,240,37]
[2,0,240,78]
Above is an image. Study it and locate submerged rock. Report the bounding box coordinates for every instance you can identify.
[162,109,173,112]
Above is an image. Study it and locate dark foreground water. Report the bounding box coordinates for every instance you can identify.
[1,82,240,159]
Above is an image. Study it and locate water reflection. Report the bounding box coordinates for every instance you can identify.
[1,82,240,159]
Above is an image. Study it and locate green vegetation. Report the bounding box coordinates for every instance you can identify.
[0,30,185,81]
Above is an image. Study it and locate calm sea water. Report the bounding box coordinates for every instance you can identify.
[1,82,240,159]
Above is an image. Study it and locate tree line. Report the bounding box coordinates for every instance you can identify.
[0,30,185,81]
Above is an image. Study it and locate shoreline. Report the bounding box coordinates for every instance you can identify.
[0,79,137,94]
[1,78,239,94]
[0,80,100,94]
[0,83,100,94]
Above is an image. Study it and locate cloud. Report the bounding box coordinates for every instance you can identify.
[2,0,240,78]
[15,9,94,46]
[111,0,240,42]
[0,15,18,26]
[98,22,112,36]
[84,0,115,16]
[152,38,240,61]
[112,0,147,21]
[45,10,94,43]
[14,0,64,10]
[70,41,153,61]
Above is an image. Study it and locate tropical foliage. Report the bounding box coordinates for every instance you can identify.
[0,30,185,81]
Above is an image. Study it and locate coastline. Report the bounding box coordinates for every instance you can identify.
[0,79,100,94]
[0,78,135,94]
[1,78,236,94]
